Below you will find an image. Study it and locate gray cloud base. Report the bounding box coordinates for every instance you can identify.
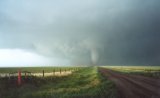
[0,0,160,65]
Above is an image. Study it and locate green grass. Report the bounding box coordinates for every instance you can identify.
[0,67,116,98]
[102,66,160,78]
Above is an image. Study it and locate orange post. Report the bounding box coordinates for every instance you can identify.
[18,70,21,85]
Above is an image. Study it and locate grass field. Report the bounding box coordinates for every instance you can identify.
[102,66,160,78]
[0,67,116,98]
[1,66,159,98]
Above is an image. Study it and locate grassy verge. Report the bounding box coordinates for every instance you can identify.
[103,66,160,78]
[0,67,116,98]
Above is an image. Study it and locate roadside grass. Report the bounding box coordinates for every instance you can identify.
[0,67,117,98]
[102,66,160,78]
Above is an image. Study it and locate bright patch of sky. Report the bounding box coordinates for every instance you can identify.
[0,49,69,67]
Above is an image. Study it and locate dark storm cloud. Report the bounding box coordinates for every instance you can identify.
[0,0,160,65]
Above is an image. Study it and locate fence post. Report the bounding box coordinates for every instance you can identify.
[60,68,61,74]
[53,70,54,76]
[53,69,54,76]
[9,73,10,79]
[43,70,44,77]
[25,72,27,79]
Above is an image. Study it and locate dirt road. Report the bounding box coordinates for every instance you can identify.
[99,68,160,98]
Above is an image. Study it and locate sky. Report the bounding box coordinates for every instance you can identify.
[0,0,160,67]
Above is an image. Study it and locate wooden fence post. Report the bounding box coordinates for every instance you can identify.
[53,69,55,76]
[9,73,10,79]
[53,70,54,76]
[25,72,27,79]
[60,68,61,74]
[43,70,44,77]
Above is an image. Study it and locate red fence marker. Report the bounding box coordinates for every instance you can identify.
[18,70,21,86]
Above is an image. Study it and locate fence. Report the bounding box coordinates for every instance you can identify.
[0,67,81,78]
[0,67,81,86]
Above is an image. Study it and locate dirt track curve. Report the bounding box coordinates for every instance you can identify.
[99,68,160,98]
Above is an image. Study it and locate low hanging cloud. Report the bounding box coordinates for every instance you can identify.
[0,0,160,66]
[32,38,101,65]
